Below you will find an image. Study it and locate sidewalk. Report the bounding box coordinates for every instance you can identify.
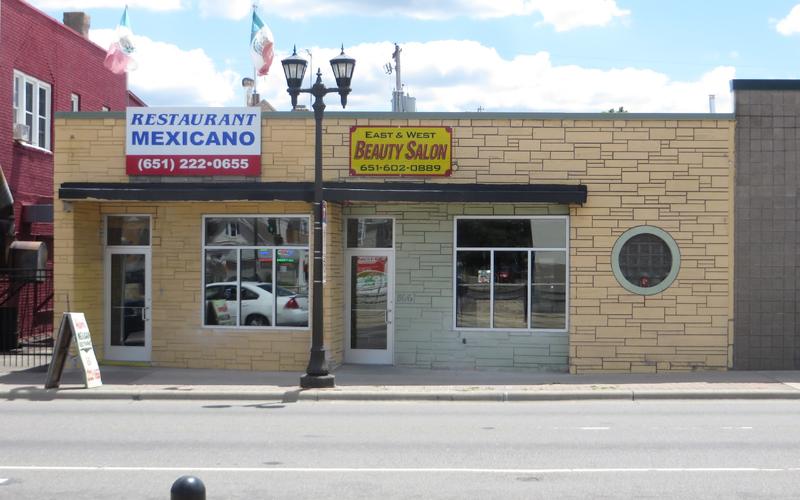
[2,363,800,402]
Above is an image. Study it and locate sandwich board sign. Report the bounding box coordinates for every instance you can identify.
[45,313,102,389]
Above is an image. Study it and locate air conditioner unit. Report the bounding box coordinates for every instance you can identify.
[13,123,30,142]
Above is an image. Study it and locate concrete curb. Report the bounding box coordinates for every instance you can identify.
[631,390,800,400]
[3,387,800,402]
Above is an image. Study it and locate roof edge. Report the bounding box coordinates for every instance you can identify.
[56,111,734,121]
[731,79,800,91]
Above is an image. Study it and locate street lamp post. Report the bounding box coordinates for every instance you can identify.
[281,46,355,389]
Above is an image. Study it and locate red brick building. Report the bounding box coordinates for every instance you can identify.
[0,0,133,351]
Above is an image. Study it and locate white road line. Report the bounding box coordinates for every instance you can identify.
[0,466,794,474]
[579,427,610,430]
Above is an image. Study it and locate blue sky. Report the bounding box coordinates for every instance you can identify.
[27,0,800,112]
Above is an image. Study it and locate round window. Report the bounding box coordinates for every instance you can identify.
[611,226,680,295]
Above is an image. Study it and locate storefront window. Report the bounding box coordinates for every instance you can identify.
[203,216,309,328]
[205,217,309,246]
[455,217,568,331]
[612,226,680,296]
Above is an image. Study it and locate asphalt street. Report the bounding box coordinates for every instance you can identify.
[2,399,800,499]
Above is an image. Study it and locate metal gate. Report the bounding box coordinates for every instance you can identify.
[0,268,54,369]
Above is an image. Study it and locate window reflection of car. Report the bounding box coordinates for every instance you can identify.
[205,282,308,327]
[256,283,309,311]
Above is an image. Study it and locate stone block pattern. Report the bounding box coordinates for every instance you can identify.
[734,89,800,369]
[345,202,569,371]
[333,117,733,373]
[55,115,733,373]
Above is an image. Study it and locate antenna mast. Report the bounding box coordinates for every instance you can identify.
[387,43,415,112]
[392,43,402,94]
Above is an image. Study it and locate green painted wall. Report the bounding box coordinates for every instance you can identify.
[344,202,569,372]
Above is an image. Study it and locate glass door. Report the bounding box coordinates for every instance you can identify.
[105,249,151,361]
[345,252,393,364]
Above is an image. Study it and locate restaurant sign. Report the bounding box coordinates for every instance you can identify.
[125,107,261,176]
[350,126,452,176]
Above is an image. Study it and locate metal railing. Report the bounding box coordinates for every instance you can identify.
[0,268,54,369]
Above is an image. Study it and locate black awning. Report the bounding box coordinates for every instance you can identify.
[324,182,587,204]
[59,182,314,202]
[59,181,587,204]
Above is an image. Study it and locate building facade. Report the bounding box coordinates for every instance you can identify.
[732,80,800,369]
[1,0,129,249]
[53,110,734,374]
[0,0,131,351]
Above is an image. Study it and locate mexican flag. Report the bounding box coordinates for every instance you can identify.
[104,6,137,75]
[250,11,275,76]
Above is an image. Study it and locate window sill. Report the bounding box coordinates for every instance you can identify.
[455,327,568,334]
[202,325,311,331]
[15,140,52,155]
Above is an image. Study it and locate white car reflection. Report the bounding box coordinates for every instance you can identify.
[206,282,308,327]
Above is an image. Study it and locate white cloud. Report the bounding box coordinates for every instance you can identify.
[31,0,629,30]
[196,0,251,20]
[30,0,182,11]
[257,41,734,113]
[777,4,800,35]
[531,0,630,32]
[89,29,241,106]
[75,33,732,113]
[206,0,630,31]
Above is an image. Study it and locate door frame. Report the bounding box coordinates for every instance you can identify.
[104,247,152,362]
[344,249,395,365]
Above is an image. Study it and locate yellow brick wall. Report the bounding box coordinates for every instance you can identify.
[54,200,347,371]
[53,116,322,184]
[326,116,734,372]
[53,202,104,357]
[54,115,734,373]
[324,202,344,366]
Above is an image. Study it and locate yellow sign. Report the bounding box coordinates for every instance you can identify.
[350,126,452,176]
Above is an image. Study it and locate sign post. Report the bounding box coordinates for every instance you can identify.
[45,313,102,389]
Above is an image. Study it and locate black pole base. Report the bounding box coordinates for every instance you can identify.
[171,475,206,500]
[300,373,335,389]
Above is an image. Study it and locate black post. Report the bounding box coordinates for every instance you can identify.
[170,476,206,500]
[299,71,336,389]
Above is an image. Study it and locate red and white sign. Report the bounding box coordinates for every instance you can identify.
[125,107,261,176]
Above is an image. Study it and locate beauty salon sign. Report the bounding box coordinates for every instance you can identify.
[350,126,452,176]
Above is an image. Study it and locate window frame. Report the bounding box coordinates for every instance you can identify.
[452,215,570,333]
[201,214,311,330]
[71,93,80,112]
[12,70,51,150]
[345,217,396,249]
[104,214,152,247]
[611,225,680,296]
